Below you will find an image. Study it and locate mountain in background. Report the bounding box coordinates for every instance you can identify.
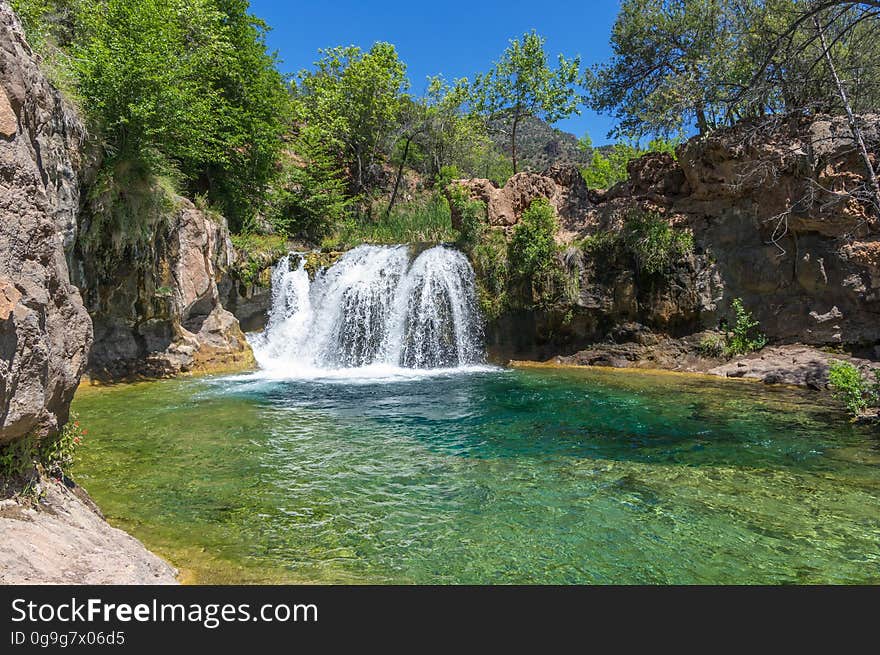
[488,115,592,172]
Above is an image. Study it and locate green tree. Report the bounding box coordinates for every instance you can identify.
[580,135,679,189]
[267,123,352,240]
[586,0,737,139]
[294,43,409,196]
[414,76,493,183]
[191,0,290,229]
[588,0,880,145]
[471,31,582,173]
[17,0,288,230]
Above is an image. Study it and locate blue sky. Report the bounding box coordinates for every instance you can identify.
[249,0,621,144]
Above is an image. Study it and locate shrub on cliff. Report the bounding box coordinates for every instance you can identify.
[507,199,569,306]
[582,210,693,276]
[471,231,509,321]
[450,185,488,252]
[508,199,559,278]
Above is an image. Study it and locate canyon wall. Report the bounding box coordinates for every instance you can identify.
[74,200,254,380]
[0,4,92,442]
[451,114,880,362]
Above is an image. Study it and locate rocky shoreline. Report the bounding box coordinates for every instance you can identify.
[0,476,177,585]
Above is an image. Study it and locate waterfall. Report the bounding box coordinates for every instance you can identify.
[248,244,485,375]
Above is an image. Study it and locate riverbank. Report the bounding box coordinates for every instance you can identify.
[507,341,880,389]
[0,476,178,585]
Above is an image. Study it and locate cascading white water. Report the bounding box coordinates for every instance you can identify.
[248,244,485,375]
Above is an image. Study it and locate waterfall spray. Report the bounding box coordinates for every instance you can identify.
[248,245,485,375]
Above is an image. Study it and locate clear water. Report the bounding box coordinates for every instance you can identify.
[72,366,880,584]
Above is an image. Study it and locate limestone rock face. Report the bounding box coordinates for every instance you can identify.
[0,480,178,584]
[82,200,254,380]
[0,5,92,443]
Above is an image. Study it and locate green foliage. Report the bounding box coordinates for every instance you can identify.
[325,197,456,250]
[0,435,39,481]
[587,0,880,139]
[0,414,86,482]
[267,136,352,240]
[294,42,408,196]
[409,77,496,183]
[724,298,767,357]
[583,210,693,276]
[40,414,87,479]
[506,199,570,306]
[78,161,179,276]
[471,230,509,321]
[472,30,582,172]
[448,185,487,252]
[508,199,559,278]
[624,211,694,275]
[581,135,680,189]
[14,0,288,232]
[435,165,464,191]
[586,0,732,138]
[828,361,877,417]
[230,233,288,286]
[698,333,727,358]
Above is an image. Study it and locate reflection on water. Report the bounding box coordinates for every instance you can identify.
[72,367,880,584]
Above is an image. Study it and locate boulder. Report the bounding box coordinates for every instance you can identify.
[448,164,593,231]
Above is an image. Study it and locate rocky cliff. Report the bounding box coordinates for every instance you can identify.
[451,113,880,368]
[0,4,92,442]
[75,199,255,381]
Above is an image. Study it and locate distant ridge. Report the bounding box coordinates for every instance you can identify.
[488,114,591,172]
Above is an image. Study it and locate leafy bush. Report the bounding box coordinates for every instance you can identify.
[449,186,487,252]
[507,199,569,307]
[435,165,464,190]
[581,210,693,276]
[471,230,509,321]
[14,0,289,231]
[230,233,289,286]
[724,298,767,357]
[828,361,878,417]
[40,415,87,480]
[0,414,86,482]
[0,436,38,481]
[623,212,693,275]
[698,333,727,358]
[580,136,680,189]
[508,199,559,278]
[266,134,352,241]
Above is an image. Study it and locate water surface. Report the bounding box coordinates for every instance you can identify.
[72,367,880,584]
